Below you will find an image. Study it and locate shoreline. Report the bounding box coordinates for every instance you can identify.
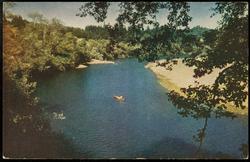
[76,59,115,69]
[145,59,248,116]
[87,59,115,65]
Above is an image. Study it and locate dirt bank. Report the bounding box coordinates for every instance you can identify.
[145,59,248,116]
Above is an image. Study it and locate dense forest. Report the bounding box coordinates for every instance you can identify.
[3,2,248,158]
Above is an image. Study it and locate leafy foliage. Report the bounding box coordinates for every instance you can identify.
[84,25,109,39]
[3,10,140,157]
[180,2,248,111]
[78,2,248,117]
[3,2,248,156]
[167,2,248,152]
[78,2,248,153]
[4,12,139,95]
[77,2,192,61]
[77,2,110,23]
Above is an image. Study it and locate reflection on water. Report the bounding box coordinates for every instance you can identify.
[36,58,248,158]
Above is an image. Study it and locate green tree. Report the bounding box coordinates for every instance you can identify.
[77,2,192,59]
[78,2,248,154]
[168,2,248,153]
[3,2,16,20]
[77,2,110,23]
[64,26,86,38]
[84,25,109,39]
[9,15,28,29]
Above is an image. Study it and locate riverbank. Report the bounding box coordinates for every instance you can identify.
[145,59,248,116]
[3,77,82,159]
[3,126,82,159]
[76,59,115,69]
[87,59,115,65]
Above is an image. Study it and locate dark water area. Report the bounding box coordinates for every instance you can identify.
[35,58,248,159]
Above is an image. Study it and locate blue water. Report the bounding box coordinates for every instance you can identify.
[36,58,248,158]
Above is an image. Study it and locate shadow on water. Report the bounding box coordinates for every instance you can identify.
[139,136,234,159]
[38,102,64,113]
[34,58,248,159]
[190,113,248,159]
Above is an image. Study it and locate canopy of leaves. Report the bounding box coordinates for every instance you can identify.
[77,2,193,62]
[77,2,110,23]
[168,2,248,120]
[78,2,248,119]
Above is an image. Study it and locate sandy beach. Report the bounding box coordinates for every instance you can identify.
[76,59,115,69]
[145,59,248,116]
[87,59,115,65]
[76,64,88,69]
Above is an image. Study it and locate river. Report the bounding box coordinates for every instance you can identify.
[35,58,248,158]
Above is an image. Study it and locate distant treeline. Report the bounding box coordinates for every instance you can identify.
[3,12,218,122]
[5,13,218,80]
[9,14,216,43]
[3,12,217,158]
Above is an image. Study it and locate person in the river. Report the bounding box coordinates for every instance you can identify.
[113,95,125,102]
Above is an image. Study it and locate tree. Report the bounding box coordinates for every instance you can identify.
[64,26,86,38]
[3,2,16,20]
[84,25,109,39]
[77,2,248,154]
[77,2,110,23]
[202,29,218,46]
[77,2,192,60]
[189,26,210,37]
[9,15,28,29]
[167,2,248,153]
[3,20,23,78]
